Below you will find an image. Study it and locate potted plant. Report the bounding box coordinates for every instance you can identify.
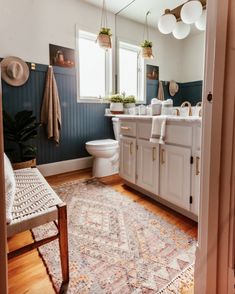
[97,27,112,49]
[140,40,154,59]
[123,95,136,108]
[3,110,40,169]
[109,94,124,114]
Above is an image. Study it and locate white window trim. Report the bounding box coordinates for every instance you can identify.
[117,39,146,104]
[76,28,112,103]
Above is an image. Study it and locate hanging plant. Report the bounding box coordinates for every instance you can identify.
[97,0,112,49]
[141,12,154,59]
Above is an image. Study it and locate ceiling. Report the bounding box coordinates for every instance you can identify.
[83,0,187,28]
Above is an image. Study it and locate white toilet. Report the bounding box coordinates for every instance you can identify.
[86,117,120,177]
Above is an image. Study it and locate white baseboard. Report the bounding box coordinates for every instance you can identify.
[37,156,93,177]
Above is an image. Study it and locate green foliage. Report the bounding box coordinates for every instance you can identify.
[140,40,153,48]
[109,94,124,103]
[3,110,40,163]
[99,27,112,36]
[123,96,136,104]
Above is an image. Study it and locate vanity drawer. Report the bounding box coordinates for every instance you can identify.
[165,124,193,146]
[120,121,136,137]
[137,122,152,140]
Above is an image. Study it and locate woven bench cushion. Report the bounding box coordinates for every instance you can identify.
[7,168,63,237]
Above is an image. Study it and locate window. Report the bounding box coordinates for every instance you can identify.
[119,41,144,102]
[78,30,112,100]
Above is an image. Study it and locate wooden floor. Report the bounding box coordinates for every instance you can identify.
[8,169,197,293]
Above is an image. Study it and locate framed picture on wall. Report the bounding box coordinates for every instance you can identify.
[146,65,159,80]
[49,44,75,68]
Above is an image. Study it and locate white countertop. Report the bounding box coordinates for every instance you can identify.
[105,114,202,123]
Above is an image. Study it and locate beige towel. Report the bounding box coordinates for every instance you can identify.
[150,116,167,144]
[157,81,165,101]
[41,66,61,144]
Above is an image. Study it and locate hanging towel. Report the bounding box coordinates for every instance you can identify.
[150,116,167,144]
[41,66,61,144]
[157,81,165,101]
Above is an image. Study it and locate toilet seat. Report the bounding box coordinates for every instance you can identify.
[86,139,118,150]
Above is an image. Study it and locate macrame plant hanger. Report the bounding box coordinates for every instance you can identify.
[97,0,112,49]
[141,11,154,59]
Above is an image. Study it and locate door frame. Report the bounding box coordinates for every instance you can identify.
[195,0,235,292]
[0,65,8,292]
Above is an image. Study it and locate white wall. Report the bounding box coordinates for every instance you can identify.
[181,32,205,82]
[0,0,205,83]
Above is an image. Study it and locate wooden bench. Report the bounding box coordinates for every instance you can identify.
[7,168,69,291]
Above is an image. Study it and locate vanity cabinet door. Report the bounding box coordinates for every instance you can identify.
[119,137,136,184]
[191,150,201,216]
[160,145,191,211]
[136,139,159,194]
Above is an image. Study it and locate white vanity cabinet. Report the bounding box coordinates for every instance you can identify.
[136,139,159,195]
[159,145,191,211]
[118,116,201,221]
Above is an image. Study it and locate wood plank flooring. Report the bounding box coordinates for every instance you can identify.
[8,169,197,293]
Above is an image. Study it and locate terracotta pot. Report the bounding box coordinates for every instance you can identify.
[97,34,112,49]
[12,158,36,170]
[142,47,153,59]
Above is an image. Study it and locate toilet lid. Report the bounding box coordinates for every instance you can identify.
[86,139,118,147]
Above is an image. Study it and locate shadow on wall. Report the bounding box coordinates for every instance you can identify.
[2,62,114,165]
[146,80,203,106]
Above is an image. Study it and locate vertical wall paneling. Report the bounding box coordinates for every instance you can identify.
[2,62,114,165]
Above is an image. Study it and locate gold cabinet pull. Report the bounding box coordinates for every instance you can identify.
[161,148,165,164]
[121,126,131,131]
[130,142,133,155]
[196,156,200,175]
[152,147,156,161]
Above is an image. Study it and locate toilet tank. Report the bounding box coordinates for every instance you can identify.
[112,117,120,141]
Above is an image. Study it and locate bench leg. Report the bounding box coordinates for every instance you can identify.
[58,204,69,285]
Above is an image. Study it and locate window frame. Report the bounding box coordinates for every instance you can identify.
[117,40,145,104]
[76,29,112,102]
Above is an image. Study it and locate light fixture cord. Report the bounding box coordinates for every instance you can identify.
[101,0,108,28]
[143,11,150,40]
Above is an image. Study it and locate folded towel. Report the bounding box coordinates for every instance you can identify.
[4,153,16,223]
[41,66,61,144]
[150,116,167,144]
[157,81,165,101]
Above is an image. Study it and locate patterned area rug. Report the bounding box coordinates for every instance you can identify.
[32,179,196,293]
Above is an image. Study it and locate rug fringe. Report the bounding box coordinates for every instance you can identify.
[157,264,194,294]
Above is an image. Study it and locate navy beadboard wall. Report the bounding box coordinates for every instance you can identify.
[146,80,203,106]
[2,63,114,165]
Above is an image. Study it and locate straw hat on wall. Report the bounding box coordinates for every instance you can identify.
[1,56,29,86]
[169,80,179,96]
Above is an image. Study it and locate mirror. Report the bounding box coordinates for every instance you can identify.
[115,0,206,106]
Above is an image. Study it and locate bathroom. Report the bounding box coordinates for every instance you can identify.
[1,0,234,293]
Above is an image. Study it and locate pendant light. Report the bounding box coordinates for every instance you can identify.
[195,10,207,31]
[97,0,112,49]
[158,10,177,35]
[172,21,191,39]
[181,0,203,24]
[140,11,154,59]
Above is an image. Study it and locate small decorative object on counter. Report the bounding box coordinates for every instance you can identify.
[123,95,136,109]
[161,99,173,115]
[151,98,162,115]
[191,101,202,117]
[97,0,112,49]
[137,105,147,115]
[109,94,124,114]
[141,11,154,59]
[180,101,192,116]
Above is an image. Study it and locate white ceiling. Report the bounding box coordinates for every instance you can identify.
[83,0,187,28]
